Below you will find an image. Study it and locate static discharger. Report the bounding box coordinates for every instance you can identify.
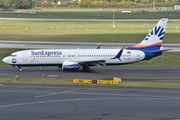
[73,77,122,85]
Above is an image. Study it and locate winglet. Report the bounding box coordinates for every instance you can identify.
[95,42,102,49]
[111,47,125,59]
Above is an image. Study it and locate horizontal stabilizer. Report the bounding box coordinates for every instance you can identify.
[150,49,172,54]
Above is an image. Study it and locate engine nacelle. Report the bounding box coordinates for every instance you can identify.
[62,61,79,70]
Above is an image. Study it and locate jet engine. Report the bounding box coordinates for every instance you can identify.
[62,61,79,70]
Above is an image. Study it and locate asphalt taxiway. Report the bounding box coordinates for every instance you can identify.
[0,84,179,120]
[0,41,179,52]
[0,67,180,80]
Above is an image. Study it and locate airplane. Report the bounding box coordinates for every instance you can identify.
[2,18,170,72]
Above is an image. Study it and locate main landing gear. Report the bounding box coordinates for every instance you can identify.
[82,65,91,72]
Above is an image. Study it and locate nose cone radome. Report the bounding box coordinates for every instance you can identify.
[2,57,9,64]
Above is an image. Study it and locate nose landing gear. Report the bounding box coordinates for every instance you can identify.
[19,68,22,72]
[13,65,22,72]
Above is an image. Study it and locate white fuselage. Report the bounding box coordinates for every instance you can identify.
[3,49,145,66]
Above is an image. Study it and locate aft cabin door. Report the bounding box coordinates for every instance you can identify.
[77,54,81,59]
[136,51,141,61]
[22,52,27,61]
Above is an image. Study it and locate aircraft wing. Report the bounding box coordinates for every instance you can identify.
[95,42,102,49]
[78,59,106,66]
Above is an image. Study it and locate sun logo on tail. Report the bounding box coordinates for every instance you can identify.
[145,26,165,41]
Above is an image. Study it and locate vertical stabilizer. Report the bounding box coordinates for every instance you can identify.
[131,18,168,49]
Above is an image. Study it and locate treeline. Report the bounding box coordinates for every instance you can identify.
[69,0,180,8]
[0,0,35,9]
[1,0,180,9]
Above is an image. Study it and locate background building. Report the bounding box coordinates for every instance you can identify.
[174,5,180,10]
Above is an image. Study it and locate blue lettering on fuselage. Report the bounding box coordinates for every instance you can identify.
[31,51,62,56]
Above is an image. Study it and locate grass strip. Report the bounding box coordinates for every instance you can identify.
[0,20,179,43]
[118,81,180,89]
[0,77,179,89]
[0,77,72,85]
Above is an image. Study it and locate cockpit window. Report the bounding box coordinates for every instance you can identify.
[9,55,17,57]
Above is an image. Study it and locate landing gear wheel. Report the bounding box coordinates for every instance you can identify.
[86,68,91,72]
[19,68,22,72]
[82,67,86,71]
[82,66,91,72]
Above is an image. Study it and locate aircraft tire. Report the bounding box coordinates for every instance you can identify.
[82,66,91,72]
[86,68,91,72]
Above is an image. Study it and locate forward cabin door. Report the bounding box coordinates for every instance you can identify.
[22,52,27,61]
[77,54,81,60]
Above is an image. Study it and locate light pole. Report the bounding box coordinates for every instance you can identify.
[153,0,156,10]
[112,10,115,28]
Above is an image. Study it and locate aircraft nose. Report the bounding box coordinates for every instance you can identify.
[2,57,9,64]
